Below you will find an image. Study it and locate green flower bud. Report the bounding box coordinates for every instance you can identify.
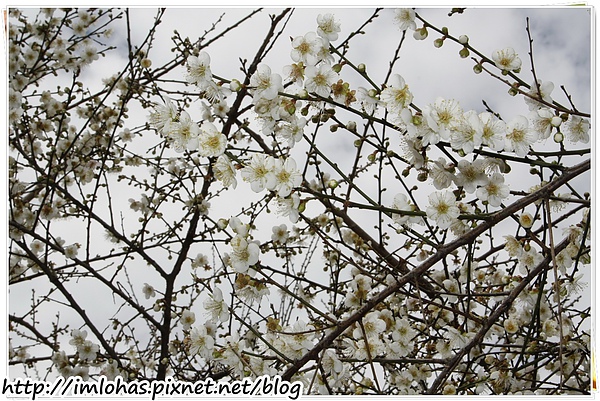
[357,63,366,73]
[508,87,518,96]
[332,63,342,73]
[346,121,357,131]
[473,64,483,74]
[330,124,339,132]
[458,35,469,44]
[229,79,242,92]
[327,179,338,189]
[459,47,470,58]
[417,171,428,182]
[434,38,444,48]
[442,26,449,35]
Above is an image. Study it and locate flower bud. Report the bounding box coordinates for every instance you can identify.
[368,89,378,98]
[417,171,428,182]
[141,58,152,68]
[327,179,338,189]
[229,79,242,92]
[459,47,470,58]
[519,212,534,229]
[298,200,306,213]
[329,124,339,132]
[346,121,357,131]
[354,139,362,147]
[298,89,309,99]
[332,63,342,73]
[473,64,483,74]
[367,153,376,163]
[434,38,444,48]
[357,63,366,73]
[442,26,449,35]
[550,116,562,127]
[553,132,564,143]
[413,27,428,40]
[508,87,518,96]
[217,218,228,230]
[458,35,469,44]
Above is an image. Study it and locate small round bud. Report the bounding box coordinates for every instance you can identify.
[298,200,306,213]
[413,27,428,40]
[298,89,309,99]
[560,113,569,122]
[553,132,564,143]
[550,116,562,127]
[412,114,423,126]
[434,38,444,48]
[529,168,539,175]
[367,89,378,98]
[300,105,309,116]
[417,171,428,182]
[523,243,531,252]
[346,121,356,131]
[229,79,242,92]
[459,47,470,58]
[458,35,469,44]
[354,139,362,147]
[402,167,411,177]
[217,218,228,230]
[473,64,483,74]
[357,63,366,73]
[332,63,342,73]
[141,58,152,68]
[519,212,534,229]
[329,124,339,132]
[508,87,518,96]
[327,179,338,189]
[441,26,449,35]
[367,153,376,163]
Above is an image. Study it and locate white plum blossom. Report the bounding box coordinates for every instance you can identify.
[317,13,341,41]
[564,115,590,144]
[454,159,486,193]
[505,115,536,157]
[524,79,554,110]
[168,110,200,152]
[476,172,510,207]
[391,193,420,226]
[204,287,229,322]
[241,154,275,193]
[189,326,215,359]
[380,74,413,113]
[424,97,463,140]
[394,8,416,31]
[213,154,237,189]
[271,224,289,244]
[277,193,301,223]
[450,110,483,154]
[230,236,260,273]
[186,52,212,87]
[250,63,283,102]
[276,116,306,147]
[77,340,99,362]
[197,121,227,157]
[180,309,196,330]
[492,47,522,72]
[428,157,455,190]
[148,97,178,135]
[291,32,321,66]
[426,191,460,229]
[304,64,338,97]
[529,108,555,140]
[142,283,156,299]
[266,157,302,197]
[479,112,506,151]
